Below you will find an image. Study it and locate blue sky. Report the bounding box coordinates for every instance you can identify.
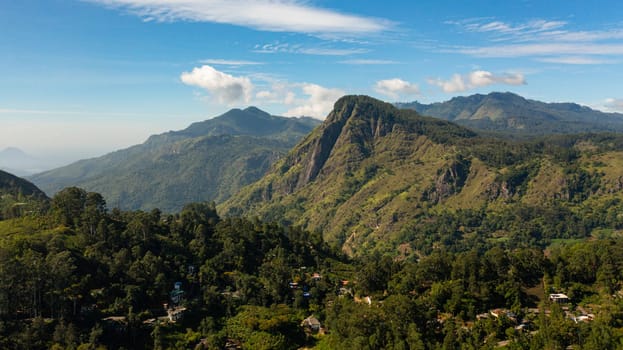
[2,0,623,165]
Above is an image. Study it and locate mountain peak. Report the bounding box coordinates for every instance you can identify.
[30,108,320,212]
[242,106,270,116]
[0,147,32,159]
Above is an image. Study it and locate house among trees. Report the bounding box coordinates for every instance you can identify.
[167,306,187,323]
[170,282,185,304]
[549,293,570,303]
[301,315,321,333]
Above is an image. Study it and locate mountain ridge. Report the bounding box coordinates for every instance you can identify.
[29,108,320,212]
[221,95,623,256]
[396,91,623,135]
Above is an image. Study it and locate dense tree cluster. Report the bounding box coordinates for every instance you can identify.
[1,186,623,349]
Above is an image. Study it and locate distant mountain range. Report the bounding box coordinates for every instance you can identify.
[396,92,623,135]
[221,95,623,256]
[30,107,320,212]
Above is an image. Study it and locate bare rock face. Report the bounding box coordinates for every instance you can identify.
[423,157,471,203]
[299,100,354,186]
[271,95,402,195]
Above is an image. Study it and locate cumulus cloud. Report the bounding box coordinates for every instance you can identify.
[180,65,343,118]
[88,0,390,36]
[428,70,525,93]
[180,65,253,104]
[374,78,420,99]
[283,84,345,118]
[605,98,623,113]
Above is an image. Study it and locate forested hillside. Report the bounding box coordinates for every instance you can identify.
[29,108,319,212]
[6,97,623,349]
[0,170,48,220]
[1,186,623,349]
[396,92,623,136]
[222,96,623,257]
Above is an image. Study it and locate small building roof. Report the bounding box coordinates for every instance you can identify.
[549,293,569,299]
[301,315,321,326]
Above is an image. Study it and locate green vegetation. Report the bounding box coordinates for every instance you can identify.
[0,170,48,220]
[397,91,623,136]
[2,185,623,349]
[222,96,623,257]
[29,107,320,213]
[3,95,623,349]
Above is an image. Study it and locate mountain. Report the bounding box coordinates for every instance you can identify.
[0,169,49,219]
[396,92,623,136]
[29,107,320,212]
[221,95,623,256]
[0,147,45,176]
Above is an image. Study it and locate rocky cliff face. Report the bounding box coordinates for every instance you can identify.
[220,96,478,253]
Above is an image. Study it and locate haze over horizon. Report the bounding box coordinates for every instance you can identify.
[2,0,623,164]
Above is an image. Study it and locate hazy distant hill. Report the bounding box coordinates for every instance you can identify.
[222,95,623,256]
[30,107,320,212]
[0,147,44,176]
[396,92,623,135]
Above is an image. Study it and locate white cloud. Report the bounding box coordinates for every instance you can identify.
[284,84,345,118]
[88,0,390,36]
[537,56,617,65]
[200,59,262,66]
[449,18,623,64]
[428,70,525,93]
[180,65,253,104]
[339,59,398,65]
[179,66,343,118]
[298,47,369,56]
[605,98,623,113]
[458,43,623,58]
[464,20,567,36]
[252,42,368,56]
[374,78,420,99]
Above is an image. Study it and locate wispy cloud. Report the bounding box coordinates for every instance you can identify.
[449,19,623,64]
[536,56,618,65]
[462,19,567,38]
[458,43,623,58]
[428,70,525,93]
[180,65,254,104]
[374,78,419,99]
[339,59,399,65]
[88,0,391,36]
[253,42,368,56]
[200,59,263,66]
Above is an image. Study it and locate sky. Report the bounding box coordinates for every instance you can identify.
[2,0,623,166]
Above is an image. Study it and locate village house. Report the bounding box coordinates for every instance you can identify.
[301,315,321,333]
[549,293,570,304]
[167,306,187,323]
